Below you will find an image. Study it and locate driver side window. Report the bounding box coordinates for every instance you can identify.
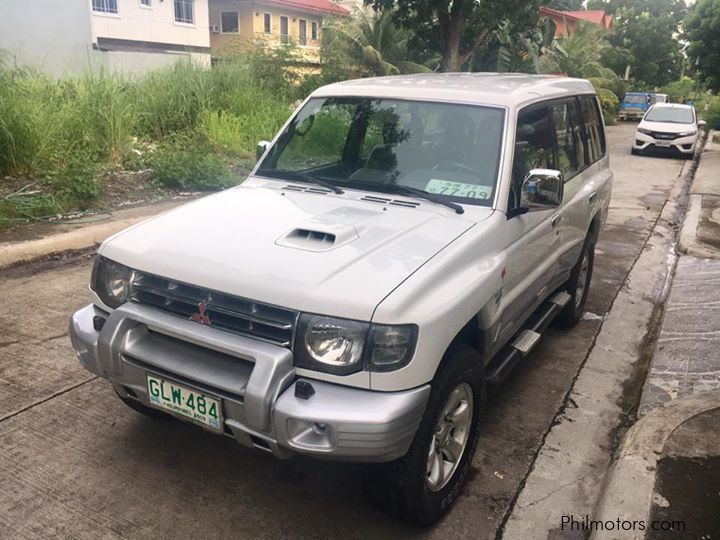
[510,105,555,210]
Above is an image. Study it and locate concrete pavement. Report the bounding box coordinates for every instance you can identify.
[590,132,720,538]
[0,123,695,539]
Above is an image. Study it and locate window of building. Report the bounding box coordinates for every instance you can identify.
[264,13,272,34]
[311,21,318,41]
[299,19,307,46]
[280,16,289,44]
[221,12,239,33]
[92,0,118,14]
[174,0,194,24]
[140,0,151,7]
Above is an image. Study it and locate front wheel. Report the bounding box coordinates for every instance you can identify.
[362,344,486,526]
[556,237,594,328]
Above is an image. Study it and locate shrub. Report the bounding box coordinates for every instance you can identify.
[146,134,235,190]
[596,87,619,124]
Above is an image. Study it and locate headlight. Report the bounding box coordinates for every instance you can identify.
[637,127,652,135]
[677,130,696,137]
[91,256,133,309]
[294,314,418,375]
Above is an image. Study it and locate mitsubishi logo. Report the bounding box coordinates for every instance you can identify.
[190,301,212,325]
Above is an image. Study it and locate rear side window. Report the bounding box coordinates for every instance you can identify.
[580,96,606,163]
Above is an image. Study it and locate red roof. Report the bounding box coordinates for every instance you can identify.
[564,10,612,29]
[262,0,350,16]
[539,6,612,30]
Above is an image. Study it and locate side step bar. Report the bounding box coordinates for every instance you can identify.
[486,291,571,387]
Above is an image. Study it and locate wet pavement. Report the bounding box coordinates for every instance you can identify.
[648,409,720,539]
[0,123,692,539]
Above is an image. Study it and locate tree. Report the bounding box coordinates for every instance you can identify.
[543,0,584,10]
[587,0,686,87]
[684,0,720,92]
[320,9,437,79]
[366,0,541,72]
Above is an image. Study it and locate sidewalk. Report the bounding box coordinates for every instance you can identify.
[0,196,199,269]
[593,132,720,538]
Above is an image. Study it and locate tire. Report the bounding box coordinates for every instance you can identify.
[115,390,171,420]
[362,344,486,526]
[556,236,595,328]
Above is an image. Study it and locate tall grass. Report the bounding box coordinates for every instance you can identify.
[0,47,307,226]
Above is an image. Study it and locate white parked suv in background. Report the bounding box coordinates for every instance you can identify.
[70,74,612,525]
[632,103,705,158]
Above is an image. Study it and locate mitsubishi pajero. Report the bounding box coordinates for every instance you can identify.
[70,74,612,525]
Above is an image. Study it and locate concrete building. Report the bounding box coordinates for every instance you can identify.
[207,0,349,65]
[0,0,211,76]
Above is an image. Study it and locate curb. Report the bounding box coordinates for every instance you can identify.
[0,200,190,269]
[591,390,720,539]
[675,193,720,258]
[0,217,147,269]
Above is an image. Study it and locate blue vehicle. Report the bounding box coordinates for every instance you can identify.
[619,92,651,121]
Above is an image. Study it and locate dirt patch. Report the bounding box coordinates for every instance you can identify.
[648,456,720,539]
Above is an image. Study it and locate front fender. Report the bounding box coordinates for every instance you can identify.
[369,216,507,391]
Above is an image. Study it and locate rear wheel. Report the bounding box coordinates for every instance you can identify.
[362,344,485,526]
[556,237,594,328]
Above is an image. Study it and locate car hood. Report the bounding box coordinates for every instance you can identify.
[100,181,486,321]
[638,120,696,133]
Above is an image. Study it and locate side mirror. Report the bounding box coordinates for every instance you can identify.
[520,169,564,211]
[698,120,707,128]
[256,140,272,161]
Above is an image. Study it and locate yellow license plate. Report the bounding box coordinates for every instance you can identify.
[146,374,222,431]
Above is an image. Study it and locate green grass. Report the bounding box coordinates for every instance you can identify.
[0,49,303,228]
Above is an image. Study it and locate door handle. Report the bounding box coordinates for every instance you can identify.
[589,191,598,204]
[551,213,561,228]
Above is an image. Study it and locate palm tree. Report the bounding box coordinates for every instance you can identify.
[321,9,438,78]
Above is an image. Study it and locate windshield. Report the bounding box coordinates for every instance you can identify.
[644,106,694,124]
[624,94,647,104]
[256,97,506,207]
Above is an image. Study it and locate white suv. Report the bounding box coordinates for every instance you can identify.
[70,74,612,525]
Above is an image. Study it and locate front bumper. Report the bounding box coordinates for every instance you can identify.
[70,303,430,462]
[633,132,697,155]
[619,109,645,120]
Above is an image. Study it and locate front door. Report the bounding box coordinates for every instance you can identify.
[498,103,562,347]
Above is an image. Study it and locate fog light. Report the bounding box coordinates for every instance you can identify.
[312,422,327,435]
[93,316,106,332]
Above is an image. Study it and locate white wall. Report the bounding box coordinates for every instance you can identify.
[91,0,210,48]
[0,0,95,76]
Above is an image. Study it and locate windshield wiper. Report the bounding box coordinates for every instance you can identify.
[259,169,344,194]
[379,184,465,214]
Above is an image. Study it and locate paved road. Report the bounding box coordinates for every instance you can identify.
[0,123,690,539]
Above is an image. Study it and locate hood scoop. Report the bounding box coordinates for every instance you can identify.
[276,213,363,252]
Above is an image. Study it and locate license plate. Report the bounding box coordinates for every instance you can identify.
[655,140,671,147]
[146,374,222,431]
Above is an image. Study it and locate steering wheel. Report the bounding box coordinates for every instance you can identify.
[432,160,479,176]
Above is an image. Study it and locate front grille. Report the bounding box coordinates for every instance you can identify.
[129,272,297,348]
[650,131,679,140]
